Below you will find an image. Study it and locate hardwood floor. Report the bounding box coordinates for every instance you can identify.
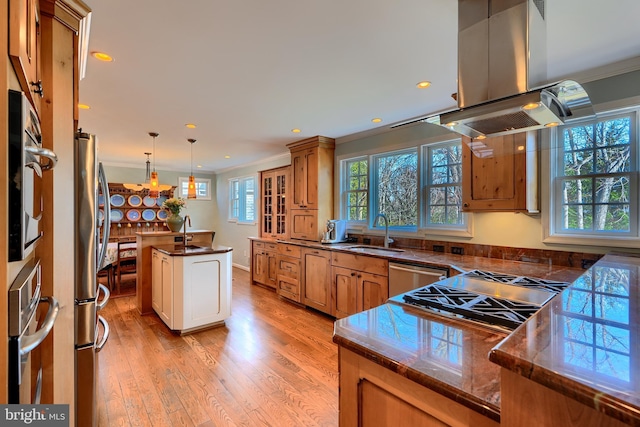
[97,268,339,426]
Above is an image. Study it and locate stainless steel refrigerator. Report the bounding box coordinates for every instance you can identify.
[74,132,111,426]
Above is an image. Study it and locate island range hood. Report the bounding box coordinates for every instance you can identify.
[427,0,594,139]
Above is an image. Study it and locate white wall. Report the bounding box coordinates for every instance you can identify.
[102,165,218,232]
[213,154,290,269]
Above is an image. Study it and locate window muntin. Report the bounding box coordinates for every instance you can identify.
[425,141,463,226]
[228,176,255,223]
[344,158,368,222]
[178,177,211,200]
[555,111,637,236]
[373,149,418,228]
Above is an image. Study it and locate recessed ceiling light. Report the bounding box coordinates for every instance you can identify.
[416,81,431,89]
[291,128,301,133]
[78,103,90,110]
[91,51,113,62]
[224,155,231,159]
[185,123,197,129]
[371,118,382,123]
[197,165,202,168]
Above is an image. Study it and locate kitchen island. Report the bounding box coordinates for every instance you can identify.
[333,253,640,426]
[151,244,232,334]
[136,230,215,314]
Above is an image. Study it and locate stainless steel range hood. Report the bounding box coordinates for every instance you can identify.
[429,0,593,139]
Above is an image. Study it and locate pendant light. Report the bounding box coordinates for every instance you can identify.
[144,152,152,182]
[187,138,197,199]
[148,132,160,198]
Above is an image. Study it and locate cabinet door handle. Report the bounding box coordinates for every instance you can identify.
[350,272,356,277]
[357,274,362,278]
[30,80,44,97]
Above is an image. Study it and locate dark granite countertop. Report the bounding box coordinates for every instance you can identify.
[489,253,640,425]
[333,302,507,422]
[250,237,584,283]
[152,244,232,256]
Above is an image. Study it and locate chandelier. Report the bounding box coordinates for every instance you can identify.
[123,132,172,196]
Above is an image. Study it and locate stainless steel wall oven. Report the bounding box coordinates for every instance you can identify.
[8,259,59,403]
[8,89,58,261]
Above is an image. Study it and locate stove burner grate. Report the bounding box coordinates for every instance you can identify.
[403,284,542,330]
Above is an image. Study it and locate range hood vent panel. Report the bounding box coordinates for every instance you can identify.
[426,0,594,139]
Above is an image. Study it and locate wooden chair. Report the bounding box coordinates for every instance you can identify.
[115,242,137,294]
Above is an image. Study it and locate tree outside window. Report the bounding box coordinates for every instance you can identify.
[345,158,368,222]
[373,149,418,227]
[557,112,634,234]
[426,141,463,226]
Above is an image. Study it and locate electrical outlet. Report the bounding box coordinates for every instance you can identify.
[363,238,371,245]
[451,246,464,255]
[433,245,445,253]
[243,250,247,257]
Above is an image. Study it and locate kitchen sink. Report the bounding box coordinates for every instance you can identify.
[347,245,405,253]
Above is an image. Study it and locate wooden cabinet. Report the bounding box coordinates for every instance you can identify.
[286,136,335,241]
[251,240,277,289]
[260,166,290,240]
[332,252,388,318]
[103,183,176,241]
[276,243,302,302]
[461,132,538,212]
[302,247,332,315]
[338,348,498,427]
[152,248,232,332]
[9,0,43,114]
[290,208,318,240]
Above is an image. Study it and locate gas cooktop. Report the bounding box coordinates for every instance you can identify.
[398,270,571,331]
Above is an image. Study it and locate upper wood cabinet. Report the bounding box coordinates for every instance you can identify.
[286,136,335,241]
[260,166,290,240]
[9,0,43,114]
[461,132,538,213]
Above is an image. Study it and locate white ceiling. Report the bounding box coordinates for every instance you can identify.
[79,0,640,174]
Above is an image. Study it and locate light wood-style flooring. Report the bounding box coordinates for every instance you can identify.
[97,268,339,426]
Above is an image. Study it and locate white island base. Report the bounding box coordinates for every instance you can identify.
[151,245,232,334]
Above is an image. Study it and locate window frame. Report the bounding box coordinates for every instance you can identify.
[228,175,256,224]
[544,106,639,247]
[178,177,212,200]
[338,136,472,238]
[342,156,369,224]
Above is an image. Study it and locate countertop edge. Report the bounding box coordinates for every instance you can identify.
[152,244,232,256]
[333,327,502,423]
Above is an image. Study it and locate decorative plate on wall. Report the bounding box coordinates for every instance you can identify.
[143,195,156,207]
[128,195,143,207]
[126,209,141,222]
[156,195,168,207]
[110,194,125,207]
[156,209,168,220]
[142,209,156,221]
[110,209,124,222]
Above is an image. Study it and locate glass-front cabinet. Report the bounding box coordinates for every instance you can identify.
[260,166,290,239]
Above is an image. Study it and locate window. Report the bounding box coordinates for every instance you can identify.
[340,138,469,236]
[372,149,418,228]
[424,140,463,226]
[229,176,255,223]
[551,109,638,240]
[178,177,211,200]
[344,158,368,222]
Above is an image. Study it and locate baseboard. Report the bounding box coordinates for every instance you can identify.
[232,263,250,272]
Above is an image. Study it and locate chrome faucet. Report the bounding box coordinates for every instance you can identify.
[373,213,394,248]
[182,215,192,246]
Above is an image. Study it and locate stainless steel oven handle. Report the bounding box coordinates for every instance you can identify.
[389,264,446,277]
[97,283,110,311]
[24,146,58,171]
[98,162,111,267]
[95,315,110,352]
[20,296,59,356]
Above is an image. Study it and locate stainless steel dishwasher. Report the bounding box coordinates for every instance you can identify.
[388,262,449,297]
